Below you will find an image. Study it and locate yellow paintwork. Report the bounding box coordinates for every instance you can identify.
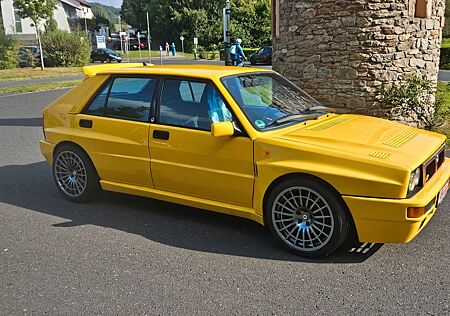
[40,64,450,244]
[211,121,235,137]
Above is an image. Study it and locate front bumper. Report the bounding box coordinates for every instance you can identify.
[343,158,450,243]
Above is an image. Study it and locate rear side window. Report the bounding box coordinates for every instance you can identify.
[84,77,156,122]
[85,83,109,115]
[105,78,155,121]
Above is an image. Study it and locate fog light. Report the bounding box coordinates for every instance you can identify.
[407,207,425,218]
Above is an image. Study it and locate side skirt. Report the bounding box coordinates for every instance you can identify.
[100,180,264,225]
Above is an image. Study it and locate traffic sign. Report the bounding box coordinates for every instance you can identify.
[180,36,184,41]
[193,37,198,45]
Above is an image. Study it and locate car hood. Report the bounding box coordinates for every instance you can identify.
[274,114,446,170]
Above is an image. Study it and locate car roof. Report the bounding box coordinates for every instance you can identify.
[83,64,273,79]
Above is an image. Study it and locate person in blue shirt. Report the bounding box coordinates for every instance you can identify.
[230,38,246,66]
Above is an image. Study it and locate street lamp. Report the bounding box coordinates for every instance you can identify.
[118,15,123,53]
[223,0,231,66]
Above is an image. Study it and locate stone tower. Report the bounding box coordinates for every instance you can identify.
[272,0,446,113]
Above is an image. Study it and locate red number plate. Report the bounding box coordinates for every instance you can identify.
[437,181,449,206]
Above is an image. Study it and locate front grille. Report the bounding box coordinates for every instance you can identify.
[422,145,446,185]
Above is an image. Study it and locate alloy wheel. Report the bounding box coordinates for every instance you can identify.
[271,186,335,252]
[54,151,88,198]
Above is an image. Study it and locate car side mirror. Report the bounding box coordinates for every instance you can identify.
[211,121,235,138]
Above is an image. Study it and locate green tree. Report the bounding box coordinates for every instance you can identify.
[14,0,57,70]
[121,0,271,51]
[445,0,450,38]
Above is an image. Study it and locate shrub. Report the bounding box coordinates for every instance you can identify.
[435,82,450,127]
[41,30,91,67]
[379,74,448,130]
[0,34,18,69]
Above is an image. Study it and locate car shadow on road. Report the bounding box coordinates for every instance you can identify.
[0,117,42,127]
[0,162,383,264]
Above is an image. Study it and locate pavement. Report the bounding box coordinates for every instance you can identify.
[438,69,450,82]
[0,89,449,314]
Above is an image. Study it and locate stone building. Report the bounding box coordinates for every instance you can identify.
[272,0,446,114]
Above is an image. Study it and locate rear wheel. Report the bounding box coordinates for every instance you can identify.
[53,145,100,202]
[265,177,349,257]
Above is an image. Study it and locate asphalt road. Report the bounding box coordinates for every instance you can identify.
[0,89,449,315]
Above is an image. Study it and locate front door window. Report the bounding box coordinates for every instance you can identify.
[159,78,233,131]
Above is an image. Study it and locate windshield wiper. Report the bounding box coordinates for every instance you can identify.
[265,113,320,128]
[300,106,335,114]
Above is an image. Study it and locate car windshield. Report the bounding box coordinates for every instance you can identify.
[105,49,118,55]
[221,73,329,130]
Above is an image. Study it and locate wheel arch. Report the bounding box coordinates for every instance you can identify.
[262,172,358,243]
[52,141,100,178]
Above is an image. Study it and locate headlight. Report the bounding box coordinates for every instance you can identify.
[408,168,421,192]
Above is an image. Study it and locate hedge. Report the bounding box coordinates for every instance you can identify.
[0,34,18,70]
[41,30,91,67]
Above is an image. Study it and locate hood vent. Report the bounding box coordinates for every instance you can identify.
[307,116,353,131]
[369,151,391,159]
[383,128,420,148]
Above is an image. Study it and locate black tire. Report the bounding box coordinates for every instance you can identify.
[264,177,350,257]
[107,58,112,63]
[117,60,122,63]
[52,144,101,202]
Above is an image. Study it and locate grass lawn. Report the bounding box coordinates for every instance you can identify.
[0,67,83,82]
[442,38,450,48]
[0,80,82,94]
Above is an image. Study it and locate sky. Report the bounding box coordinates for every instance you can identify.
[88,0,123,8]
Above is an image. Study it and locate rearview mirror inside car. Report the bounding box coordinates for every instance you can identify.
[211,121,234,137]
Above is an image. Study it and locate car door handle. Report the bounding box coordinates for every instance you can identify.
[153,130,169,140]
[79,119,93,128]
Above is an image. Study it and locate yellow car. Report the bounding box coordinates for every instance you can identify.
[40,64,450,257]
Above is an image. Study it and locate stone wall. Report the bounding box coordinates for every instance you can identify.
[272,0,446,114]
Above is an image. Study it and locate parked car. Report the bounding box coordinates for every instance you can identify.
[130,38,147,50]
[40,64,449,257]
[249,46,272,65]
[112,38,147,51]
[18,46,49,67]
[90,48,122,63]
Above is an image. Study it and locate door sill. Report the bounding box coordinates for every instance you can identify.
[100,180,263,224]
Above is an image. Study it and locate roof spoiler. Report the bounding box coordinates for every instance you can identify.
[82,63,150,77]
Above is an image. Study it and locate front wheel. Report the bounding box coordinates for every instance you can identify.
[265,177,350,257]
[53,145,100,202]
